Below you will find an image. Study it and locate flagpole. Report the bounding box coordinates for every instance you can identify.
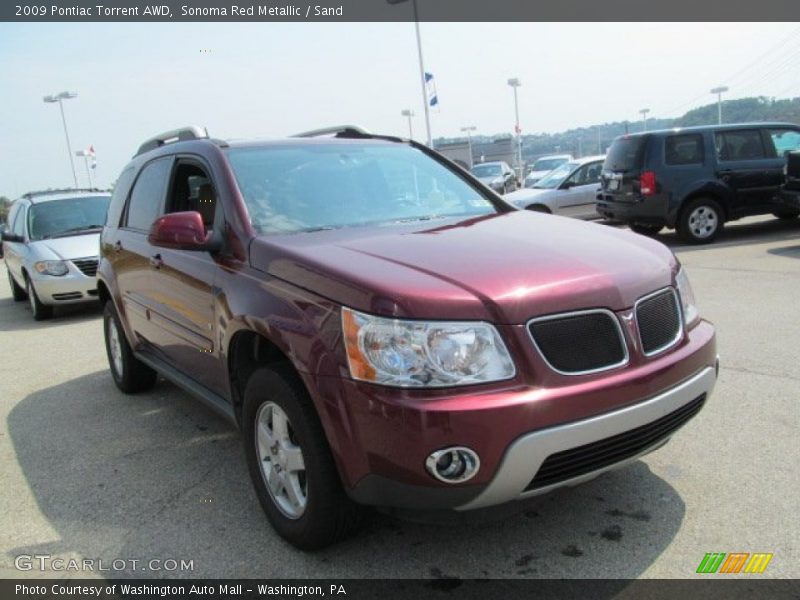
[412,0,432,147]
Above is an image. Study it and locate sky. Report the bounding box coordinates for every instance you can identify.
[1,21,799,197]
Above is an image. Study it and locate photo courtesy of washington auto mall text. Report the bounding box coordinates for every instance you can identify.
[15,583,347,597]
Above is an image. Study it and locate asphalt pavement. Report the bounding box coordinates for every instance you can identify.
[1,215,798,580]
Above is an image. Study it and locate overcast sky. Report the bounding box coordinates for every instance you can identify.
[1,21,799,197]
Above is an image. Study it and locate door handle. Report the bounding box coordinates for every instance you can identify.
[113,241,122,253]
[149,254,163,269]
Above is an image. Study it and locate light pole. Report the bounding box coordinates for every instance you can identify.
[75,150,94,188]
[710,86,729,125]
[44,91,79,188]
[460,126,476,169]
[639,108,650,132]
[507,78,523,179]
[387,0,433,147]
[400,109,415,139]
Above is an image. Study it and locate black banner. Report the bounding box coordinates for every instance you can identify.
[2,579,800,600]
[2,0,800,22]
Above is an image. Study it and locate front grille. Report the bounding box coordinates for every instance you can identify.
[526,394,706,491]
[72,257,99,277]
[636,288,682,356]
[528,310,627,374]
[52,292,83,301]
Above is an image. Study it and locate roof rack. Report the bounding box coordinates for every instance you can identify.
[22,188,109,201]
[292,125,371,139]
[135,126,209,156]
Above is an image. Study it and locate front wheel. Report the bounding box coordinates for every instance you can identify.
[678,198,724,244]
[8,269,27,301]
[103,301,157,393]
[26,277,53,320]
[242,365,361,550]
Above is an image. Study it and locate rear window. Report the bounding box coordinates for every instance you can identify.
[665,134,704,165]
[604,136,647,171]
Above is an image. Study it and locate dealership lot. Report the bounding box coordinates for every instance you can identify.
[1,215,798,579]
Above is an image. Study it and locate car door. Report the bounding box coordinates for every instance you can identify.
[144,156,226,396]
[113,157,173,349]
[3,202,28,283]
[713,128,783,215]
[765,127,800,195]
[556,161,603,218]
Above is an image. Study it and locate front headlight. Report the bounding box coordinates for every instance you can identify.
[34,260,69,276]
[341,307,515,388]
[675,268,699,326]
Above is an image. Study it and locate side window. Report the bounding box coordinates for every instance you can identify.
[124,158,171,231]
[107,166,136,228]
[165,161,217,232]
[715,130,766,162]
[566,164,596,186]
[766,129,800,158]
[665,134,704,165]
[12,205,26,237]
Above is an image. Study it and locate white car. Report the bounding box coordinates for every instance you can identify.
[523,154,573,188]
[506,155,605,220]
[2,189,111,320]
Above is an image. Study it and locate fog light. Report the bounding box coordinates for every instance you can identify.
[425,447,480,483]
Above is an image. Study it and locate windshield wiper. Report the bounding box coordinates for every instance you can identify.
[46,225,104,239]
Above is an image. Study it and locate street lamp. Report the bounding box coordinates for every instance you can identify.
[640,108,650,132]
[460,126,476,169]
[43,91,79,188]
[400,109,415,139]
[387,0,433,147]
[710,86,729,125]
[75,149,94,188]
[507,78,523,179]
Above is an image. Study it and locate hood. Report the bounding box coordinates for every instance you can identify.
[250,212,677,324]
[526,170,550,180]
[31,233,101,261]
[476,175,502,185]
[505,187,552,206]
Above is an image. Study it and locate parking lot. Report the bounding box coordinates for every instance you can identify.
[1,215,799,580]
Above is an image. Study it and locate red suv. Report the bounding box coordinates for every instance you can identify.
[98,126,718,549]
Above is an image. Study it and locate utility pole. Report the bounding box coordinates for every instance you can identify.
[401,109,414,139]
[710,86,729,125]
[460,126,477,169]
[507,78,523,179]
[640,108,650,132]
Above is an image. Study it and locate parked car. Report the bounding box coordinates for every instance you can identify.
[778,150,800,212]
[471,161,518,193]
[524,154,573,188]
[596,122,800,243]
[2,189,111,320]
[506,155,605,219]
[98,125,717,550]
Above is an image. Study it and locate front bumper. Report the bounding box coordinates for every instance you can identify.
[29,267,98,304]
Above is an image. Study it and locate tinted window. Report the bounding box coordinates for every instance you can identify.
[715,130,766,161]
[227,143,497,234]
[166,162,217,231]
[28,196,111,241]
[107,166,136,228]
[125,158,171,231]
[665,134,704,165]
[535,162,574,189]
[566,161,603,186]
[604,136,647,171]
[767,128,800,157]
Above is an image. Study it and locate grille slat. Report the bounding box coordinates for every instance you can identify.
[71,257,99,277]
[528,310,627,375]
[636,288,681,355]
[526,394,706,491]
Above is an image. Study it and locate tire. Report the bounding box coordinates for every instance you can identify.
[8,269,27,302]
[677,197,724,244]
[242,364,361,550]
[25,277,53,320]
[527,204,551,214]
[773,211,799,220]
[629,223,664,237]
[103,301,157,393]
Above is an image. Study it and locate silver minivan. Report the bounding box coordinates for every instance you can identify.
[2,189,111,320]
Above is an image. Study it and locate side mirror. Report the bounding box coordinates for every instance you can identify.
[560,181,574,190]
[148,211,220,251]
[1,230,23,243]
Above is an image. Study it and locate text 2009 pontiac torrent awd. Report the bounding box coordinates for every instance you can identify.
[97,126,717,549]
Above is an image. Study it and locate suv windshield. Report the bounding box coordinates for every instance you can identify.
[604,136,648,172]
[532,158,568,172]
[28,195,111,241]
[227,143,497,234]
[534,162,574,189]
[471,164,502,177]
